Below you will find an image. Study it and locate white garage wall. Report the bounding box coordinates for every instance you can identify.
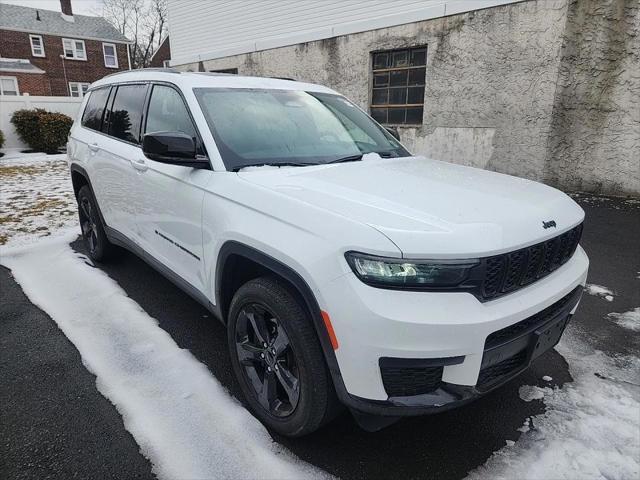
[0,95,83,149]
[167,0,521,66]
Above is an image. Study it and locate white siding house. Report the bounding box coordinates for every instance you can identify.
[167,0,518,66]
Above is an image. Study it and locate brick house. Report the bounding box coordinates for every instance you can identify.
[149,36,171,68]
[0,0,130,97]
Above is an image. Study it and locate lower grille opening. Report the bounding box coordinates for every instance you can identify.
[485,286,582,350]
[379,356,464,397]
[477,349,527,391]
[380,365,443,397]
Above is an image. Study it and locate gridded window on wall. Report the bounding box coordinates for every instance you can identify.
[69,82,90,98]
[0,76,19,96]
[370,46,426,125]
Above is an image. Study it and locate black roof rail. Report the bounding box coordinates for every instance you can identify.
[269,76,296,81]
[100,67,181,81]
[136,67,181,73]
[192,72,235,76]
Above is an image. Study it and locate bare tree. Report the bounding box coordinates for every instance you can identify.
[102,0,168,69]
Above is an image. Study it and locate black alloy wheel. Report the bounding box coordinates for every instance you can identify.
[227,276,339,436]
[79,195,99,255]
[234,303,300,417]
[76,185,118,262]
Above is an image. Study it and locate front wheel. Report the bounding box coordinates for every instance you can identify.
[77,185,118,262]
[227,276,337,437]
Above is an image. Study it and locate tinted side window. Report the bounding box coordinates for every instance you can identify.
[108,84,147,144]
[101,86,116,134]
[81,87,110,131]
[145,85,196,139]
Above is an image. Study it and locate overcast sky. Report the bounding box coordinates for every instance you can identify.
[0,0,104,16]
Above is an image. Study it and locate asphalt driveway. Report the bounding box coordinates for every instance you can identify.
[1,194,638,480]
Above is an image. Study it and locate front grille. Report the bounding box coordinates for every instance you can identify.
[380,364,443,397]
[479,224,583,301]
[477,349,527,389]
[485,286,582,350]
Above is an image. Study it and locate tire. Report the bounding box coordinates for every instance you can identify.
[77,185,118,262]
[227,276,338,437]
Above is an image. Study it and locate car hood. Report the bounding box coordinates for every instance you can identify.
[237,155,585,258]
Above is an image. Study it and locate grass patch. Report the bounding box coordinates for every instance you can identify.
[0,165,48,178]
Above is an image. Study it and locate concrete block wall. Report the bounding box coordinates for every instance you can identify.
[175,0,639,196]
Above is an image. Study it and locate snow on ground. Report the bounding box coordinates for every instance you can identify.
[0,150,77,247]
[607,308,640,332]
[584,283,615,301]
[2,149,638,479]
[1,234,330,480]
[467,330,640,480]
[518,385,545,402]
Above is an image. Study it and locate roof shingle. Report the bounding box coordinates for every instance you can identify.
[0,3,129,43]
[0,58,46,74]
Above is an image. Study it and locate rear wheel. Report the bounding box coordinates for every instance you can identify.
[227,276,337,437]
[77,185,118,262]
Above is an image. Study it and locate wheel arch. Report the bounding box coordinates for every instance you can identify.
[70,163,108,227]
[215,241,346,393]
[70,163,90,199]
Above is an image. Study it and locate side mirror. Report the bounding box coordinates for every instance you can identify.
[385,126,401,141]
[142,131,209,169]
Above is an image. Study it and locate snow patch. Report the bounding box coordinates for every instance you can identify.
[607,308,640,332]
[1,234,330,480]
[518,385,545,402]
[542,375,552,382]
[584,284,615,301]
[466,333,640,480]
[0,152,77,248]
[238,164,297,171]
[517,418,531,433]
[361,152,382,162]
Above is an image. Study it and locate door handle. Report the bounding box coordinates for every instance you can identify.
[88,142,100,152]
[131,158,148,172]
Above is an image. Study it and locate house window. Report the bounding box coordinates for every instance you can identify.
[62,38,86,60]
[0,76,19,96]
[370,46,427,125]
[29,34,45,57]
[69,82,90,98]
[102,43,118,68]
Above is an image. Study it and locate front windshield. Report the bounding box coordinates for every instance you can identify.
[193,88,410,170]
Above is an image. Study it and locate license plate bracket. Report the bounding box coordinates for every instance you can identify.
[530,314,570,361]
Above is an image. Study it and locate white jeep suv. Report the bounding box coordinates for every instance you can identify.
[67,70,589,436]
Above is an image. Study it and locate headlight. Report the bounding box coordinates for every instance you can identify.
[344,252,479,289]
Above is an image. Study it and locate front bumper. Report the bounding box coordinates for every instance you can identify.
[320,246,589,414]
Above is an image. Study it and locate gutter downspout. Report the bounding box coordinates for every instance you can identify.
[59,54,69,96]
[127,44,132,70]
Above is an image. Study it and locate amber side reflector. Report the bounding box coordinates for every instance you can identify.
[321,310,339,350]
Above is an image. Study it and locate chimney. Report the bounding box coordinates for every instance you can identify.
[60,0,73,17]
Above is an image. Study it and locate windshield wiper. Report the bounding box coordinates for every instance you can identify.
[373,151,397,158]
[324,154,364,164]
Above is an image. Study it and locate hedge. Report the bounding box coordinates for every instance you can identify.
[10,108,73,153]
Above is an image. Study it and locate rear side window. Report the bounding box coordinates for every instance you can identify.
[108,84,147,144]
[81,87,110,131]
[145,84,197,139]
